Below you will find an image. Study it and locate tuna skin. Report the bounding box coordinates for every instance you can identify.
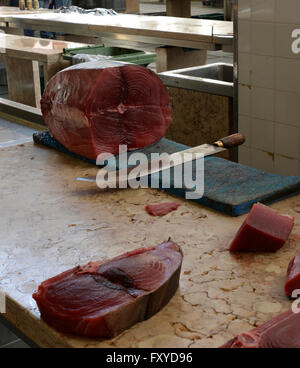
[41,62,172,160]
[33,241,183,338]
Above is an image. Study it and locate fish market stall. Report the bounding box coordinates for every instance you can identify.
[1,0,300,351]
[0,10,233,72]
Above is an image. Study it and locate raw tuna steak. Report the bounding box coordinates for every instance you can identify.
[41,61,172,160]
[229,202,294,252]
[32,241,182,338]
[285,252,300,298]
[221,309,300,348]
[145,202,181,216]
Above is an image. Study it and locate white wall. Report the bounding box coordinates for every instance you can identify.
[238,0,300,176]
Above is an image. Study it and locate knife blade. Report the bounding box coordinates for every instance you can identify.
[76,133,245,187]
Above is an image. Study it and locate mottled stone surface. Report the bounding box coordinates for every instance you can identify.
[0,143,299,348]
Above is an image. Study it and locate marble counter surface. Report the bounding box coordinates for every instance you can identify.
[0,142,299,348]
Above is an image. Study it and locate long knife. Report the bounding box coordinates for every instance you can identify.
[76,133,245,187]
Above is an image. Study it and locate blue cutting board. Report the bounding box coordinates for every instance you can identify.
[33,131,300,216]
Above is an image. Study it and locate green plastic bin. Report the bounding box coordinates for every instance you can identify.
[63,45,157,67]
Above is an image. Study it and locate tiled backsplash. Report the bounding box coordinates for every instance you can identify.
[238,0,300,175]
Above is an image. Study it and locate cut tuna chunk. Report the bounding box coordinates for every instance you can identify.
[41,61,172,160]
[285,252,300,298]
[145,202,181,216]
[32,241,182,338]
[221,309,300,348]
[229,202,294,252]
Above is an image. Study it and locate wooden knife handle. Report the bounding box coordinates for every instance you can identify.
[213,133,246,149]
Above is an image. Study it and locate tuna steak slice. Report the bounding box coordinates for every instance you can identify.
[41,61,172,160]
[32,241,182,338]
[221,309,300,348]
[145,202,181,216]
[229,202,294,252]
[285,252,300,298]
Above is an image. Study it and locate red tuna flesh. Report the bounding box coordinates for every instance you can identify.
[41,61,172,160]
[229,202,294,252]
[145,202,181,216]
[221,309,300,348]
[32,241,182,338]
[285,252,300,298]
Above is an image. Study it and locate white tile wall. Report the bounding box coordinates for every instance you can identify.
[275,0,300,24]
[251,87,275,121]
[251,22,275,56]
[251,148,275,172]
[238,0,300,176]
[251,55,275,89]
[238,115,251,146]
[238,84,251,115]
[251,118,274,152]
[275,91,300,127]
[238,53,251,84]
[274,123,300,159]
[238,20,251,53]
[251,0,275,22]
[275,58,300,94]
[238,0,251,20]
[239,146,252,166]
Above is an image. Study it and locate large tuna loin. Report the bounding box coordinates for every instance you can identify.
[32,241,182,338]
[41,61,172,160]
[221,309,300,348]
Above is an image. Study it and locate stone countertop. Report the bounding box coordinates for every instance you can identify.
[0,142,299,348]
